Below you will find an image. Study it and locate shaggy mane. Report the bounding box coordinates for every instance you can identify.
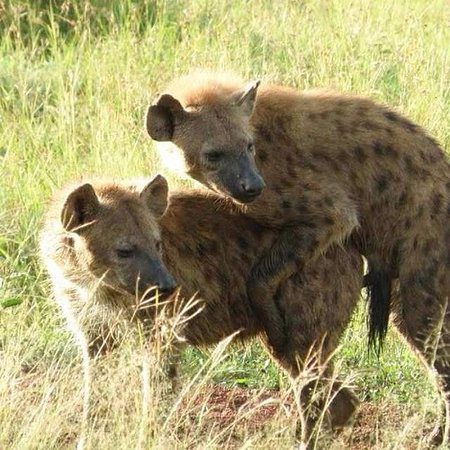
[165,71,245,108]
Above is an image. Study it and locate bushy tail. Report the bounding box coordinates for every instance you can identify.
[364,266,392,355]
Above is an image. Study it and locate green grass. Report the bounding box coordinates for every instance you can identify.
[1,0,449,448]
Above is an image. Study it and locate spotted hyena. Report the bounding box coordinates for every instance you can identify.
[145,72,450,442]
[40,175,363,441]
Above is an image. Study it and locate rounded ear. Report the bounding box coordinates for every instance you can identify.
[232,80,260,116]
[145,94,186,142]
[61,183,100,232]
[140,174,169,218]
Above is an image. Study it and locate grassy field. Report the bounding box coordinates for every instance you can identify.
[0,0,449,448]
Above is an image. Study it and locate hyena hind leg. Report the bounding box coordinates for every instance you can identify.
[393,271,450,446]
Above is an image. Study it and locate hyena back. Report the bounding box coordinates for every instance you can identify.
[41,176,363,439]
[146,72,450,442]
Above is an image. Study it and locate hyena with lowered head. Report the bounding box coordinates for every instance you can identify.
[145,72,450,442]
[40,179,177,354]
[41,175,363,442]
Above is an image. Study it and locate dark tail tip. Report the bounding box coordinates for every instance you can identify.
[365,267,392,356]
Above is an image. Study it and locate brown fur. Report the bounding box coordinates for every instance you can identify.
[40,179,363,440]
[146,72,450,442]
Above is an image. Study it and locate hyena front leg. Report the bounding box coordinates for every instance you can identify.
[247,192,358,355]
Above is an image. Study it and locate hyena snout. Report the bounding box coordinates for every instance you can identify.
[239,171,266,201]
[221,155,266,203]
[138,263,177,297]
[122,257,177,298]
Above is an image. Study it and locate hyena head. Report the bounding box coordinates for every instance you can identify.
[60,175,176,298]
[145,76,265,204]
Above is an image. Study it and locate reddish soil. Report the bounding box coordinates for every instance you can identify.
[176,384,435,449]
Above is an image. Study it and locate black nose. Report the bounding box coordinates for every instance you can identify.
[155,274,177,294]
[241,176,266,197]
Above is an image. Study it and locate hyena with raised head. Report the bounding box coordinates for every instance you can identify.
[145,72,450,442]
[41,175,363,442]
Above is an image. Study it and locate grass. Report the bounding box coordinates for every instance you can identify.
[0,0,449,448]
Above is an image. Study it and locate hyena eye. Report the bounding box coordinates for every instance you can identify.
[247,143,255,153]
[204,150,225,164]
[116,246,135,259]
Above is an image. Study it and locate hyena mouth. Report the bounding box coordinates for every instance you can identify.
[233,191,261,204]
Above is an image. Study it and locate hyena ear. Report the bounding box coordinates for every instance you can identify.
[145,94,186,142]
[140,174,169,218]
[61,184,100,232]
[232,80,260,116]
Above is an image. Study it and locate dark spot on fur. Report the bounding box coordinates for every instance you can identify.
[196,243,206,257]
[324,196,334,208]
[423,238,435,255]
[384,111,399,122]
[282,200,291,209]
[397,191,408,208]
[404,218,412,229]
[315,150,333,163]
[373,141,397,158]
[257,149,268,162]
[419,150,427,162]
[427,145,445,163]
[330,159,341,172]
[353,146,367,163]
[237,236,249,251]
[373,141,383,155]
[284,179,294,188]
[404,155,418,175]
[363,121,381,131]
[256,126,273,144]
[297,204,309,215]
[357,106,368,115]
[416,205,425,218]
[275,117,289,134]
[375,173,391,193]
[385,145,398,158]
[432,193,444,216]
[350,170,358,183]
[401,118,418,133]
[303,159,319,172]
[196,240,219,257]
[322,216,335,225]
[384,110,418,133]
